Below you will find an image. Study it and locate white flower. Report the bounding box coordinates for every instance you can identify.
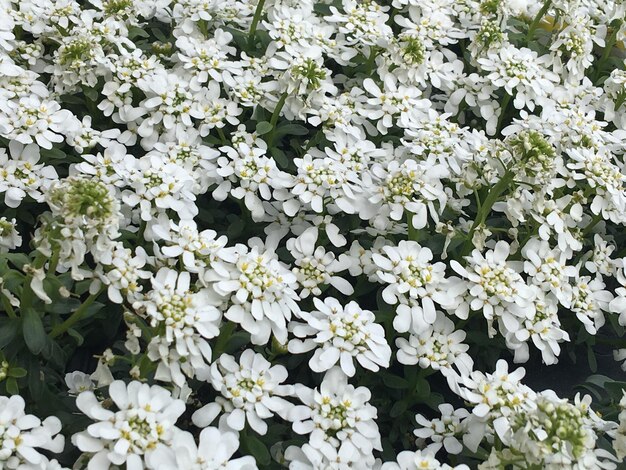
[477,45,559,111]
[133,268,222,386]
[522,238,577,304]
[381,449,468,470]
[372,240,462,332]
[452,241,535,338]
[212,238,300,345]
[0,141,58,208]
[0,395,64,469]
[0,217,21,252]
[415,403,469,455]
[396,311,472,376]
[192,350,294,435]
[289,297,391,376]
[567,274,613,335]
[284,441,374,469]
[0,96,80,149]
[72,380,186,469]
[286,227,353,298]
[65,371,95,394]
[290,367,382,458]
[146,427,258,470]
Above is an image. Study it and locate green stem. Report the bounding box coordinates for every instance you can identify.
[460,170,516,256]
[266,92,288,145]
[247,0,267,48]
[365,46,378,73]
[407,212,419,242]
[526,0,552,42]
[593,22,621,83]
[217,127,228,145]
[495,93,512,135]
[48,247,60,275]
[49,288,104,339]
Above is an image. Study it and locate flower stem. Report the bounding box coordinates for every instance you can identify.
[460,169,515,256]
[593,21,621,83]
[495,93,512,135]
[49,288,104,339]
[266,92,288,145]
[526,0,552,41]
[407,212,419,242]
[248,0,266,48]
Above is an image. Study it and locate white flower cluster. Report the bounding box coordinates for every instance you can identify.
[0,0,626,468]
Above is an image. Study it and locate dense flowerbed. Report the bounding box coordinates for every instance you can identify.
[2,0,626,468]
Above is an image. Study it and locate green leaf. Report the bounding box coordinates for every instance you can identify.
[269,147,288,167]
[242,433,271,466]
[67,328,84,346]
[390,399,408,417]
[5,377,18,395]
[22,308,47,355]
[60,94,84,105]
[256,121,273,135]
[129,26,150,39]
[587,345,598,373]
[1,253,30,269]
[83,86,99,102]
[0,317,19,348]
[9,367,27,378]
[152,27,168,42]
[381,372,410,389]
[41,147,67,160]
[274,123,309,138]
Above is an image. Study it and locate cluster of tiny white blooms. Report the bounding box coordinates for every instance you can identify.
[36,175,122,279]
[286,227,353,298]
[2,0,626,467]
[396,311,472,377]
[290,367,382,463]
[288,297,391,377]
[452,241,536,341]
[612,392,626,460]
[0,142,57,208]
[0,395,65,470]
[372,240,462,333]
[146,427,258,470]
[131,268,221,387]
[414,404,470,455]
[192,350,294,435]
[72,380,185,469]
[380,450,469,470]
[210,238,301,346]
[485,391,617,469]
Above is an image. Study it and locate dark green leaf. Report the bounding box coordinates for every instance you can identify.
[0,317,19,348]
[129,26,150,39]
[83,86,99,102]
[9,367,27,378]
[269,147,288,167]
[274,123,309,138]
[22,308,47,355]
[41,147,67,160]
[242,433,271,466]
[5,377,18,395]
[382,372,410,389]
[390,399,408,417]
[256,121,273,135]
